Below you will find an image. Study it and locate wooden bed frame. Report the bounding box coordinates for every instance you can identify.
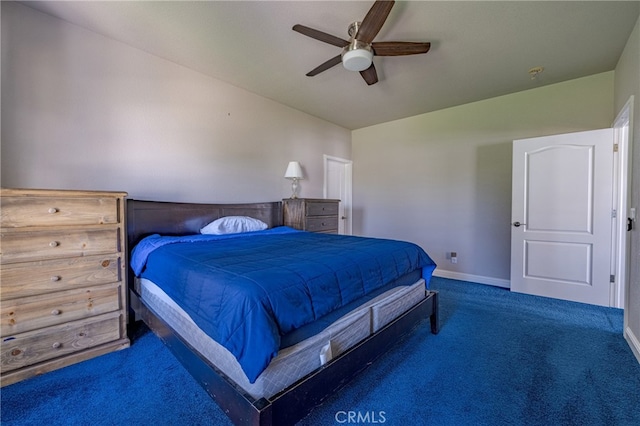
[126,199,440,426]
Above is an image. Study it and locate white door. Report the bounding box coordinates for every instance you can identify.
[324,155,352,235]
[511,129,614,307]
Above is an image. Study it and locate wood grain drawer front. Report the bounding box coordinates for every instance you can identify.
[0,255,121,300]
[0,312,122,373]
[1,197,119,228]
[0,229,120,264]
[306,216,339,233]
[1,286,122,336]
[306,202,339,217]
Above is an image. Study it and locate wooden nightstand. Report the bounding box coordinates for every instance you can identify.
[282,198,340,234]
[0,188,130,386]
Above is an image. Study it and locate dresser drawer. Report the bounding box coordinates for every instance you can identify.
[1,286,122,336]
[1,196,119,228]
[0,312,123,373]
[0,255,121,299]
[306,216,339,233]
[0,228,121,264]
[306,201,339,217]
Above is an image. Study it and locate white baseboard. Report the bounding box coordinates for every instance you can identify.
[433,270,510,288]
[625,326,640,364]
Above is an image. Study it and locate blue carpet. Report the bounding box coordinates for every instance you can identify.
[2,277,639,425]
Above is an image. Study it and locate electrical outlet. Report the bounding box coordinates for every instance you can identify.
[450,251,457,264]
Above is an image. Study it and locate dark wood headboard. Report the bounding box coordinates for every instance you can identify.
[126,199,283,250]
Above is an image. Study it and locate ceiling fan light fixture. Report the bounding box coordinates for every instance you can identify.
[342,49,373,71]
[342,40,373,72]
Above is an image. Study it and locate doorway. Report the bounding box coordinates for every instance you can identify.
[324,155,352,235]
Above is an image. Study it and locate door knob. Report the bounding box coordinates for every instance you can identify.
[512,221,526,227]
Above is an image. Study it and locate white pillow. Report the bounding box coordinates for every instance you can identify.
[200,216,268,235]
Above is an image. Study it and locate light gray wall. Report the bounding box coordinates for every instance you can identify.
[614,15,640,362]
[353,72,614,286]
[0,2,350,203]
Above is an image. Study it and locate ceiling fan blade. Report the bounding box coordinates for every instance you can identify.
[356,1,395,44]
[306,55,343,76]
[293,24,349,48]
[372,41,431,56]
[359,64,378,85]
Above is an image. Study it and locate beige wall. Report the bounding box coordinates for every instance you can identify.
[614,16,640,362]
[0,2,351,203]
[353,72,614,286]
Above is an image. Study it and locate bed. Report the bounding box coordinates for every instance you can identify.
[126,199,439,425]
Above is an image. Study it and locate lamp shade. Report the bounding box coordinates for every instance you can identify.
[284,161,303,179]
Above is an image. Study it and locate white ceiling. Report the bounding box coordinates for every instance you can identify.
[21,1,640,130]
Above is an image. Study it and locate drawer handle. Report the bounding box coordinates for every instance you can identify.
[52,342,61,349]
[51,309,61,316]
[48,207,59,214]
[50,275,61,282]
[49,241,59,247]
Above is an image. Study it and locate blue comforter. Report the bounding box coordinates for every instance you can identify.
[131,227,436,383]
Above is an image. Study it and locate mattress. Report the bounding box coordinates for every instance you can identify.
[139,277,427,399]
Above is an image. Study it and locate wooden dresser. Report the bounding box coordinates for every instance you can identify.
[0,188,129,386]
[282,198,340,234]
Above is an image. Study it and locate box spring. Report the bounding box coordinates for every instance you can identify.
[139,277,426,399]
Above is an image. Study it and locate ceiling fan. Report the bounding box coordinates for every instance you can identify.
[292,0,430,85]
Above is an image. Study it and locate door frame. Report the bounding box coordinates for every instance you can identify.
[323,155,353,235]
[614,97,633,311]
